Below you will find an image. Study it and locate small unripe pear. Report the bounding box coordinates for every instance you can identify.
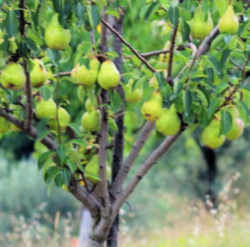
[97,61,120,89]
[30,59,49,87]
[218,5,239,34]
[124,80,143,103]
[85,155,100,184]
[141,91,162,121]
[45,14,71,50]
[49,107,71,130]
[156,105,181,136]
[201,119,225,149]
[226,117,244,140]
[0,63,26,89]
[35,98,57,119]
[81,110,100,132]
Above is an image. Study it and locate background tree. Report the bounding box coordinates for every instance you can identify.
[0,0,249,247]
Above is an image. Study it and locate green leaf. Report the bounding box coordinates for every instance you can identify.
[40,86,52,100]
[168,6,179,26]
[6,11,18,37]
[220,49,231,68]
[91,4,99,28]
[56,144,66,164]
[44,166,60,184]
[144,2,158,20]
[184,90,192,117]
[181,21,190,42]
[38,151,54,170]
[67,160,77,173]
[240,77,250,91]
[220,110,232,135]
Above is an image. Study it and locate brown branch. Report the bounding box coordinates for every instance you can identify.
[101,18,156,73]
[98,90,110,213]
[23,60,33,131]
[166,23,179,85]
[112,121,155,193]
[55,71,71,77]
[0,107,57,150]
[112,132,181,218]
[141,49,170,58]
[176,26,219,80]
[69,179,101,217]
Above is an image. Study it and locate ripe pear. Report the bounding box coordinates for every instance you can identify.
[35,98,57,119]
[71,65,96,86]
[97,60,120,89]
[85,155,100,184]
[218,5,239,34]
[85,97,97,112]
[45,14,71,50]
[30,59,49,87]
[81,110,100,132]
[0,63,26,89]
[226,117,244,140]
[189,8,213,40]
[124,80,143,103]
[201,119,225,149]
[50,107,71,130]
[156,105,181,136]
[141,91,162,121]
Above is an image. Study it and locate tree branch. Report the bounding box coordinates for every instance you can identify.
[166,23,179,85]
[112,121,155,193]
[141,49,170,58]
[69,179,101,217]
[0,107,57,150]
[112,132,181,217]
[101,18,156,73]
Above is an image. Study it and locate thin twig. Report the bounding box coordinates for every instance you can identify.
[101,18,157,73]
[166,23,179,85]
[55,71,71,77]
[112,121,155,193]
[141,49,170,58]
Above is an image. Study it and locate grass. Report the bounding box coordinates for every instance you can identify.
[1,171,250,247]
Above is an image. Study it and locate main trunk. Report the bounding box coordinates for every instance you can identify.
[78,208,105,247]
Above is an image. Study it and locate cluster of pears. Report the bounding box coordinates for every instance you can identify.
[0,59,49,90]
[201,107,244,149]
[71,59,120,90]
[141,91,181,136]
[189,3,239,40]
[35,98,71,131]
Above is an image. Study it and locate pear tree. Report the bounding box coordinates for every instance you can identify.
[0,0,249,247]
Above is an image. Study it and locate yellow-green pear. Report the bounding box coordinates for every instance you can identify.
[141,91,162,121]
[124,80,143,103]
[71,64,97,86]
[189,8,213,40]
[97,60,120,89]
[45,14,71,50]
[156,105,181,136]
[81,110,100,132]
[201,119,225,149]
[35,98,57,119]
[49,107,71,130]
[0,63,26,89]
[226,117,244,140]
[218,5,239,34]
[30,59,49,87]
[85,155,100,184]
